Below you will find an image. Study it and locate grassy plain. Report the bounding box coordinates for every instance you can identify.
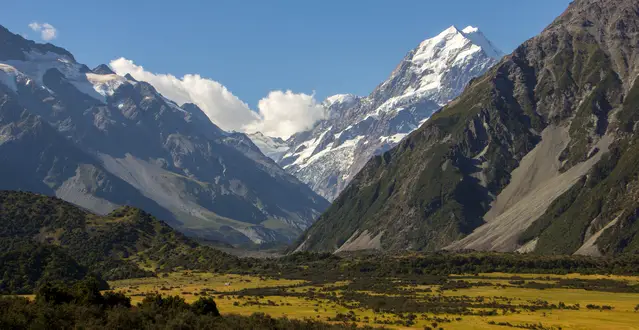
[109,272,639,329]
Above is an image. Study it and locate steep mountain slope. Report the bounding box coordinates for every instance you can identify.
[0,26,328,245]
[278,26,503,201]
[295,0,639,255]
[0,190,243,293]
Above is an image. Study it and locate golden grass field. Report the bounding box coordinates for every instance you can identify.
[108,272,639,330]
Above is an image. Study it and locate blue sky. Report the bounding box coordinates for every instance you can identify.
[2,0,571,110]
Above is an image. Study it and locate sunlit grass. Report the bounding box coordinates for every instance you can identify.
[109,272,305,304]
[108,272,639,329]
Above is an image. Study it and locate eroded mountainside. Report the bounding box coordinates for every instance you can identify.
[296,0,639,256]
[0,26,328,245]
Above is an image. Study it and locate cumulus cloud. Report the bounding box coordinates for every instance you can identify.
[28,22,57,41]
[249,90,326,138]
[109,57,326,138]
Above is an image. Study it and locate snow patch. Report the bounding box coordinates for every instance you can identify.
[302,135,362,171]
[3,51,79,86]
[85,73,127,97]
[0,64,21,92]
[248,132,290,161]
[1,50,129,103]
[379,133,407,144]
[283,128,331,168]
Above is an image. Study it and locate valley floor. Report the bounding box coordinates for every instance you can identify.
[108,272,639,329]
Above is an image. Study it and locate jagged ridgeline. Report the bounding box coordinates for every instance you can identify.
[0,25,328,246]
[295,0,639,255]
[0,191,244,294]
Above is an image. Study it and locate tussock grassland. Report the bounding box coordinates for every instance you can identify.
[109,271,639,329]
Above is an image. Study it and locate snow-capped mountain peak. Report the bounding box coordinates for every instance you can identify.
[278,25,504,201]
[405,25,504,105]
[414,25,502,62]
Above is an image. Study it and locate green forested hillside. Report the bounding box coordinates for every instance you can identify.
[0,238,92,294]
[0,191,241,293]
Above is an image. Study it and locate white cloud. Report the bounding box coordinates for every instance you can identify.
[109,57,326,138]
[249,90,326,138]
[28,22,57,41]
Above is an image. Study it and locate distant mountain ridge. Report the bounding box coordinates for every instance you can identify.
[0,25,328,245]
[294,0,639,256]
[264,25,503,201]
[246,132,289,162]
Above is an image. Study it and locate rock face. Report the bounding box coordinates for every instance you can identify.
[0,25,328,245]
[275,26,503,201]
[295,0,639,256]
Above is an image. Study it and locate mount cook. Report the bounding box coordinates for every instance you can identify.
[253,25,504,201]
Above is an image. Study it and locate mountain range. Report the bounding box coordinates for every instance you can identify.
[0,21,502,247]
[254,25,503,201]
[295,0,639,256]
[0,26,328,246]
[2,0,637,260]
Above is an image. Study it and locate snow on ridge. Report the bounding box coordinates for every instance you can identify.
[1,51,133,103]
[399,24,504,106]
[283,128,331,168]
[410,28,473,93]
[459,26,504,59]
[295,134,364,172]
[248,131,287,147]
[412,26,475,68]
[412,25,503,68]
[2,51,76,86]
[86,73,127,97]
[248,131,290,161]
[324,94,359,108]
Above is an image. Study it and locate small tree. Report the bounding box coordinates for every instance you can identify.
[36,282,73,305]
[139,294,189,313]
[71,276,105,305]
[103,291,132,308]
[191,297,220,316]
